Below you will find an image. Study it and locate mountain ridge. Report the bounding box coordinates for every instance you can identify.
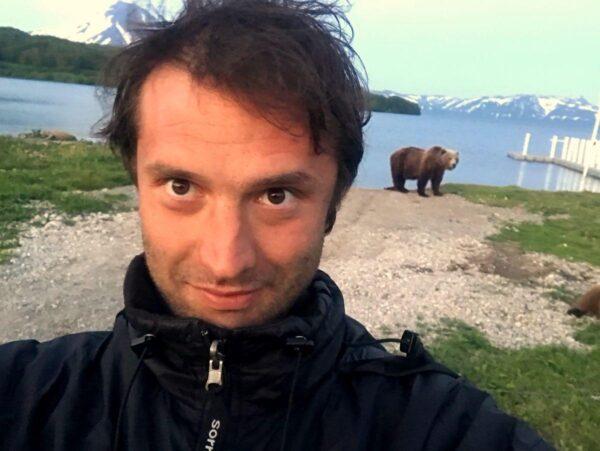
[375,90,598,123]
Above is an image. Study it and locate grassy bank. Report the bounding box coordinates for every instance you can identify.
[0,136,132,262]
[429,321,600,450]
[445,184,600,267]
[0,61,100,86]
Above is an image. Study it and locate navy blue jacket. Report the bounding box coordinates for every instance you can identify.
[0,255,552,450]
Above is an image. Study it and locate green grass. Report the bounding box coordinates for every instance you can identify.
[0,61,100,86]
[429,320,600,450]
[574,323,600,347]
[544,285,580,305]
[0,136,132,262]
[445,184,600,267]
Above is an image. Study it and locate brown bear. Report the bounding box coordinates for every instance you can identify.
[389,146,459,197]
[567,285,600,318]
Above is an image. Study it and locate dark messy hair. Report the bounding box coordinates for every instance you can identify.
[97,0,369,232]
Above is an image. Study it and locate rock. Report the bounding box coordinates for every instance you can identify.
[19,129,77,141]
[41,130,78,141]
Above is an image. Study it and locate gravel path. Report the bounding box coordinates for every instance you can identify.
[1,187,598,347]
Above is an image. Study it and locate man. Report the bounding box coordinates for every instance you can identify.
[0,1,551,450]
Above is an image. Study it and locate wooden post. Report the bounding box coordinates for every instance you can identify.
[570,138,580,164]
[592,110,600,141]
[561,137,570,160]
[577,139,587,166]
[549,135,558,159]
[567,138,576,162]
[522,133,531,156]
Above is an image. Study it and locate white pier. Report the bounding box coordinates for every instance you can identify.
[507,107,600,189]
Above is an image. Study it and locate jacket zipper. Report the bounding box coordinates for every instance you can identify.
[197,339,227,451]
[206,340,224,390]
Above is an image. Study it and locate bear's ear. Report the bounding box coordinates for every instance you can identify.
[441,148,447,154]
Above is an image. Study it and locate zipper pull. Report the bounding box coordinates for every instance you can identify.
[206,339,224,392]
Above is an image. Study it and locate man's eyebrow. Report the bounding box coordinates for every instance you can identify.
[145,163,208,184]
[252,171,318,189]
[144,163,318,189]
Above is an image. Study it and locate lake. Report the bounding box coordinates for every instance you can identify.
[1,76,598,192]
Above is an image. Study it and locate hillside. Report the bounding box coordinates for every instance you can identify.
[367,93,420,115]
[0,27,118,85]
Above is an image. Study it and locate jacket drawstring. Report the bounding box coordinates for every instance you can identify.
[346,331,458,378]
[347,330,418,357]
[280,336,314,451]
[112,334,155,451]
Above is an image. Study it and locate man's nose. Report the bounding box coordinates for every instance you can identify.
[197,200,257,281]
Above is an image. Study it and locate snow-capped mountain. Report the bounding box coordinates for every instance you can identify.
[33,1,165,46]
[376,91,598,123]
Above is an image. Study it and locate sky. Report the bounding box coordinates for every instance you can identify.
[1,0,598,101]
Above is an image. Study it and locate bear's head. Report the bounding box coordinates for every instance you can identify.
[441,148,459,170]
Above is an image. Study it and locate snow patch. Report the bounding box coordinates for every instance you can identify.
[537,97,561,117]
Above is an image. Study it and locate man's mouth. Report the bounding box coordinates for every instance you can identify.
[188,284,262,310]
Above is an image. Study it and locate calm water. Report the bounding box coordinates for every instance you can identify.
[0,77,106,138]
[1,77,598,192]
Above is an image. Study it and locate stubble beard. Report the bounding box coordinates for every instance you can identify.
[142,233,325,329]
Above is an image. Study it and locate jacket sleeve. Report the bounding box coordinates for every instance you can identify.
[0,339,41,402]
[455,395,554,450]
[0,333,111,449]
[0,339,42,442]
[429,377,555,451]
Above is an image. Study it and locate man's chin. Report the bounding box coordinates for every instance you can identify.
[182,308,273,330]
[205,313,266,330]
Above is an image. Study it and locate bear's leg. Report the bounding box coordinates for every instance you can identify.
[417,176,429,197]
[397,177,409,193]
[392,171,409,193]
[432,173,444,196]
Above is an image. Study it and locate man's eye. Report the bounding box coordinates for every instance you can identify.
[260,188,292,206]
[167,179,191,196]
[267,188,286,205]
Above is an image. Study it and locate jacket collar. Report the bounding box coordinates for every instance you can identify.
[121,254,347,407]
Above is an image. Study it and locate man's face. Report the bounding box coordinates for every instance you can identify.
[136,65,338,329]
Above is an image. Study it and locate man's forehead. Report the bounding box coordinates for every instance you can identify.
[137,64,309,146]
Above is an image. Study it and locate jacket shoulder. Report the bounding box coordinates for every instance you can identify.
[0,331,112,401]
[408,372,554,450]
[338,318,553,450]
[341,357,553,450]
[0,331,111,366]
